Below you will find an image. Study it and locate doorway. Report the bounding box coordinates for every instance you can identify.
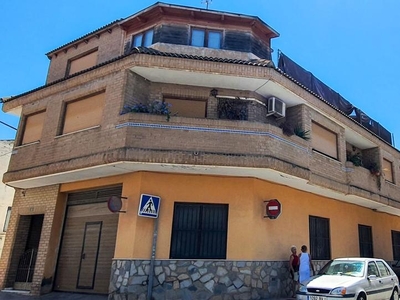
[11,214,44,290]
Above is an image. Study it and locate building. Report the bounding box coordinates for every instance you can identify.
[1,2,400,299]
[0,140,14,258]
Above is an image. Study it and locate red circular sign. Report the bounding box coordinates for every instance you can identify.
[107,196,123,213]
[265,199,281,219]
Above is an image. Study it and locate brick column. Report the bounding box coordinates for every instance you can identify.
[0,185,61,295]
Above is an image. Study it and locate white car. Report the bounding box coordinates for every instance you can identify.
[297,257,399,300]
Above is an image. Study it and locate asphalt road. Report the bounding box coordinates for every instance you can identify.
[0,291,108,299]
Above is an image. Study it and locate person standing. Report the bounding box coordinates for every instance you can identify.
[299,245,314,283]
[289,246,300,297]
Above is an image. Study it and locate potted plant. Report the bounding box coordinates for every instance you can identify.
[120,100,174,121]
[346,152,363,167]
[294,126,310,141]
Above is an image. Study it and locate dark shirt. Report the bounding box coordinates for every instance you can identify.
[291,254,299,272]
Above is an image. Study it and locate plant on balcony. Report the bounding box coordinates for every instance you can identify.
[367,162,382,190]
[279,121,294,136]
[121,100,174,121]
[217,99,248,120]
[280,122,310,141]
[367,162,381,176]
[294,126,310,141]
[346,152,363,167]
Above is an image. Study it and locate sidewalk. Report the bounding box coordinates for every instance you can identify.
[0,291,293,300]
[0,291,108,299]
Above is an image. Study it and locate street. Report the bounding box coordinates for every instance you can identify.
[0,291,107,300]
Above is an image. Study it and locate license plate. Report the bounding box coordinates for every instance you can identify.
[309,296,326,300]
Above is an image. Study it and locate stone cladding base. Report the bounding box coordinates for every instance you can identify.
[108,259,327,300]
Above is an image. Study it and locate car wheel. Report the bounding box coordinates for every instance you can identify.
[391,289,399,300]
[357,293,366,300]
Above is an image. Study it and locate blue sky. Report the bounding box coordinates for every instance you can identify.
[1,0,400,147]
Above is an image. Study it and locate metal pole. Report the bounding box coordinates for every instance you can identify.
[147,217,159,300]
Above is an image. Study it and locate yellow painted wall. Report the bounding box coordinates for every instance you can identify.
[60,172,400,262]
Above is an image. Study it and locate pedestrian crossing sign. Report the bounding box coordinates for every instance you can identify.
[138,194,161,218]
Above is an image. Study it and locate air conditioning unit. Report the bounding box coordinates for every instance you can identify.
[267,97,286,118]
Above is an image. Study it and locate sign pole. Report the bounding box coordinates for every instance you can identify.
[147,216,159,300]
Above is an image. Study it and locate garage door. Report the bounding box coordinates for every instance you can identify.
[54,187,121,294]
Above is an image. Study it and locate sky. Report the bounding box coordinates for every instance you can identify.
[1,0,400,147]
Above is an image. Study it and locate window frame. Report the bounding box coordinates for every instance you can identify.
[60,92,105,135]
[19,110,46,146]
[170,202,228,259]
[392,230,400,260]
[358,224,373,258]
[367,261,379,276]
[311,121,338,160]
[383,158,394,183]
[376,261,391,277]
[190,27,222,49]
[163,97,207,118]
[66,48,98,77]
[309,215,331,260]
[132,28,154,48]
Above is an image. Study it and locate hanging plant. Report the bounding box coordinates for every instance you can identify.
[367,162,381,190]
[367,162,381,176]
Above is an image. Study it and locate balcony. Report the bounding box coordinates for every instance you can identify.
[3,50,400,217]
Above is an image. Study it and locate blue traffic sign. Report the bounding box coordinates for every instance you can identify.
[138,194,161,218]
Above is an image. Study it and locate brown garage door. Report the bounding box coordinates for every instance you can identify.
[54,187,121,294]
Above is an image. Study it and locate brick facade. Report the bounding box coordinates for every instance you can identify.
[0,185,62,295]
[2,3,400,298]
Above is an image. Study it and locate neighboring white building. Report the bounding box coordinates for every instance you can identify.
[0,140,14,257]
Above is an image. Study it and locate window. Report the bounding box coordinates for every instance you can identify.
[367,262,379,276]
[392,230,400,260]
[358,225,373,257]
[376,261,391,277]
[311,122,338,159]
[3,207,11,232]
[191,28,222,49]
[20,111,45,145]
[61,92,105,135]
[309,216,331,260]
[170,203,228,259]
[132,29,154,47]
[164,98,207,118]
[67,50,98,76]
[383,158,394,183]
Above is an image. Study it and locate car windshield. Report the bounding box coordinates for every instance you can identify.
[319,260,365,277]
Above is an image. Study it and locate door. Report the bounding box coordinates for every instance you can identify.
[77,222,102,289]
[13,214,44,291]
[375,261,395,300]
[365,262,380,300]
[54,202,119,294]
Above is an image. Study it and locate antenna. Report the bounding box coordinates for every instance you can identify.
[202,0,212,9]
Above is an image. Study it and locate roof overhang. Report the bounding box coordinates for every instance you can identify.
[120,2,279,39]
[7,161,399,217]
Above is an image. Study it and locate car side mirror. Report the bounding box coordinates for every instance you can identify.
[368,275,377,280]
